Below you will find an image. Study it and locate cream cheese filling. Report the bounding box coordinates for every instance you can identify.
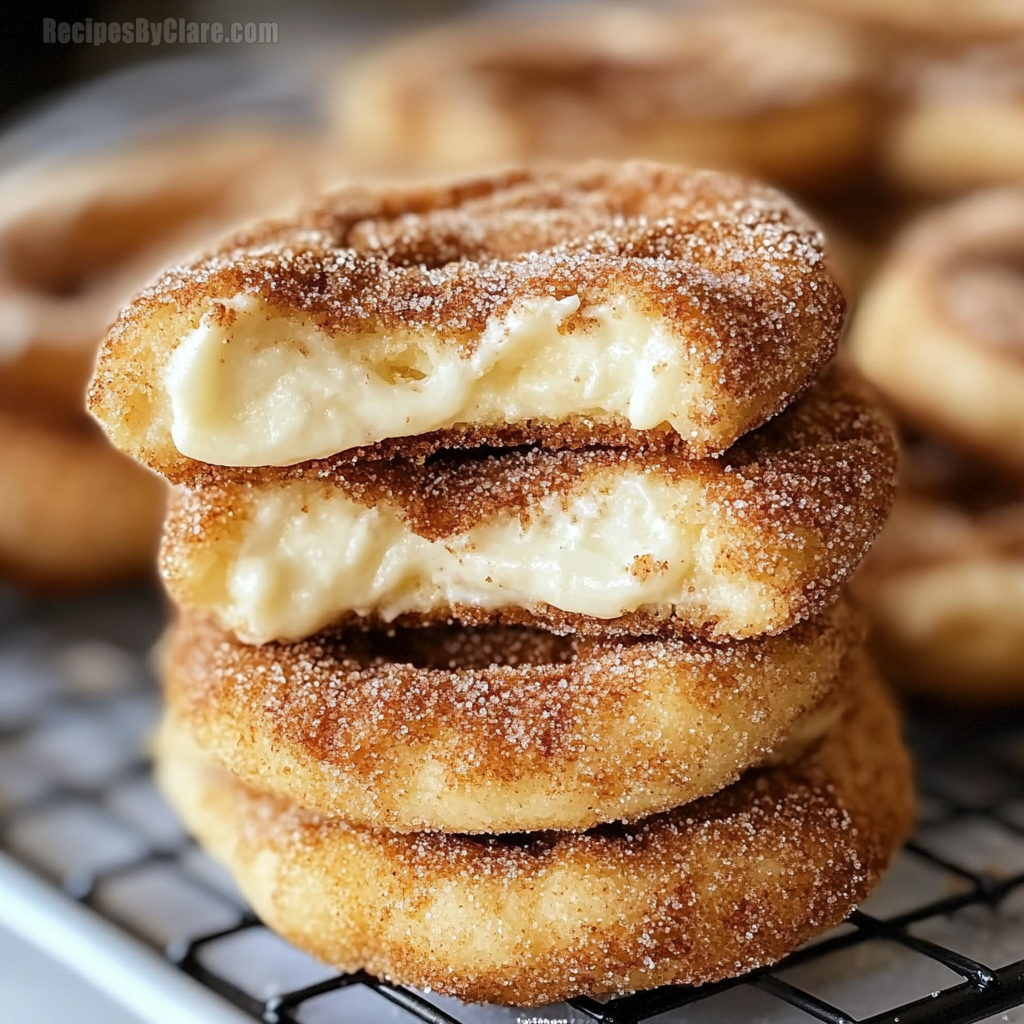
[175,472,768,644]
[163,294,704,467]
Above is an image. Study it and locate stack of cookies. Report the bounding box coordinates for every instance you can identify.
[88,162,913,1007]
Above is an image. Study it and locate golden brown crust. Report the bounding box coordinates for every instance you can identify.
[848,189,1024,474]
[162,602,863,833]
[157,662,914,1006]
[337,6,879,187]
[88,161,846,476]
[0,406,165,590]
[160,364,897,641]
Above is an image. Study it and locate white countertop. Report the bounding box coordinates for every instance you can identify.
[0,919,143,1024]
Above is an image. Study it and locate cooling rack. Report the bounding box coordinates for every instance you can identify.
[4,586,1024,1024]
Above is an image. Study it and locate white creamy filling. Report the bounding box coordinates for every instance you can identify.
[164,294,703,466]
[182,473,766,644]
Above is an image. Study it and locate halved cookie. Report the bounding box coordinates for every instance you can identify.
[160,366,896,643]
[89,162,845,478]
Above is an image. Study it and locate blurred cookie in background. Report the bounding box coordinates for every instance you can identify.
[736,0,1024,197]
[885,36,1024,195]
[336,4,881,191]
[0,130,338,418]
[848,189,1024,700]
[0,128,340,589]
[852,437,1024,702]
[0,405,165,590]
[848,188,1024,475]
[751,0,1024,39]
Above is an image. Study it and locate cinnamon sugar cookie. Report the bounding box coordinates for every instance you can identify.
[336,6,879,188]
[0,406,164,589]
[88,162,846,478]
[756,0,1024,39]
[853,438,1024,701]
[885,37,1024,194]
[848,189,1024,473]
[162,601,862,833]
[0,130,331,588]
[156,660,913,1007]
[159,365,896,644]
[0,130,325,419]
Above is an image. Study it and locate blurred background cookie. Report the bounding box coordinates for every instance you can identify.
[0,405,164,589]
[853,438,1024,702]
[847,186,1024,700]
[885,37,1024,195]
[751,0,1024,39]
[0,130,330,415]
[0,127,342,589]
[336,4,881,190]
[848,188,1024,474]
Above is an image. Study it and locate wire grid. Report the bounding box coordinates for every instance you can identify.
[4,588,1024,1024]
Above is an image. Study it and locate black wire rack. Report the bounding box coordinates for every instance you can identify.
[4,586,1024,1024]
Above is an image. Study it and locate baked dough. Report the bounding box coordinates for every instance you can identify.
[0,406,164,589]
[88,162,846,477]
[853,437,1024,701]
[886,38,1024,194]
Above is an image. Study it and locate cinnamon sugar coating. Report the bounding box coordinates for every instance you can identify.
[156,660,913,1007]
[88,161,845,477]
[160,365,897,642]
[162,601,863,833]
